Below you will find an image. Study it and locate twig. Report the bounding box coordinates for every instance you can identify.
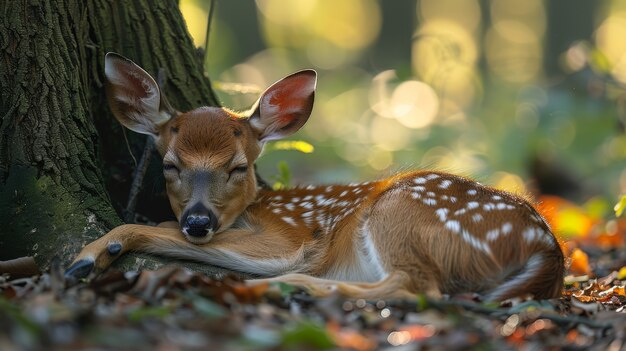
[203,0,216,63]
[0,257,40,278]
[123,138,155,223]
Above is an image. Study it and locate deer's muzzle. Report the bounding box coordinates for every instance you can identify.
[181,202,219,238]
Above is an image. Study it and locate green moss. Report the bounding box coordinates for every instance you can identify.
[0,166,112,268]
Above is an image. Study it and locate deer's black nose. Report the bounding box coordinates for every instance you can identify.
[181,203,218,237]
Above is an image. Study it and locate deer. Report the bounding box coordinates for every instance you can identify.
[65,53,565,301]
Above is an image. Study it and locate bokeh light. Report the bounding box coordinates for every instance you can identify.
[179,0,626,201]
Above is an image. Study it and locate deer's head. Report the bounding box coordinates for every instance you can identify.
[104,53,316,243]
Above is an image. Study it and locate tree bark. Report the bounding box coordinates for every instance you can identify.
[0,0,227,274]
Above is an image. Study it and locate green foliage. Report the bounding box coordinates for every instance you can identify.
[189,294,227,319]
[128,306,172,322]
[271,160,293,190]
[0,297,41,337]
[280,322,335,349]
[272,282,296,297]
[261,140,315,190]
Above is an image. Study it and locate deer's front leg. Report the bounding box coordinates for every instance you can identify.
[65,224,187,279]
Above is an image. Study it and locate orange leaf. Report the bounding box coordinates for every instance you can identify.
[536,195,595,240]
[569,248,592,276]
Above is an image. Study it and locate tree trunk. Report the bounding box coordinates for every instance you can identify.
[0,0,229,275]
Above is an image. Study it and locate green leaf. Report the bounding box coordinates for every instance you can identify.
[415,294,429,311]
[272,161,292,190]
[615,195,626,217]
[191,296,227,319]
[271,282,296,297]
[128,306,172,322]
[0,297,41,336]
[281,322,335,349]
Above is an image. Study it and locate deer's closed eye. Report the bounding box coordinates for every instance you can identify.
[230,165,248,174]
[163,163,179,173]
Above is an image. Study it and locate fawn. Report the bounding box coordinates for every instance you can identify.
[65,53,564,301]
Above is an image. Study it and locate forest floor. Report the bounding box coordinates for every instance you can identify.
[1,248,626,350]
[2,195,626,350]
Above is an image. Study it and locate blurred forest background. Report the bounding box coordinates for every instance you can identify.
[178,0,626,211]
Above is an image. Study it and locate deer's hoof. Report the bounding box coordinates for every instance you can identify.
[64,258,95,281]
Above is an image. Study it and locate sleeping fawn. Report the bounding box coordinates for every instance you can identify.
[66,53,564,301]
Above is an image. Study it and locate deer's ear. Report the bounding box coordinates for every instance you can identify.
[104,52,175,137]
[249,70,317,142]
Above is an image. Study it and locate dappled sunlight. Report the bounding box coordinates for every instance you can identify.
[180,0,626,197]
[595,11,626,83]
[256,0,381,69]
[486,0,545,83]
[369,70,439,129]
[179,0,208,48]
[414,0,482,113]
[491,172,528,195]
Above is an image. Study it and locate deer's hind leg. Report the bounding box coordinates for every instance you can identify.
[248,271,438,300]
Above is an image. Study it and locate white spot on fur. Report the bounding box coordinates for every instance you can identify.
[467,189,477,196]
[450,196,457,203]
[300,202,314,209]
[272,208,281,214]
[414,177,427,184]
[523,227,546,243]
[472,213,483,223]
[462,230,493,255]
[411,192,421,199]
[340,190,348,197]
[492,195,502,201]
[439,180,453,189]
[445,220,461,233]
[486,228,501,241]
[454,208,467,216]
[426,174,440,180]
[467,202,479,210]
[412,186,426,192]
[285,203,295,211]
[496,203,509,210]
[282,217,297,226]
[502,222,513,234]
[427,191,436,197]
[423,198,437,206]
[303,195,313,201]
[483,203,495,211]
[316,214,327,226]
[292,197,301,203]
[435,208,448,222]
